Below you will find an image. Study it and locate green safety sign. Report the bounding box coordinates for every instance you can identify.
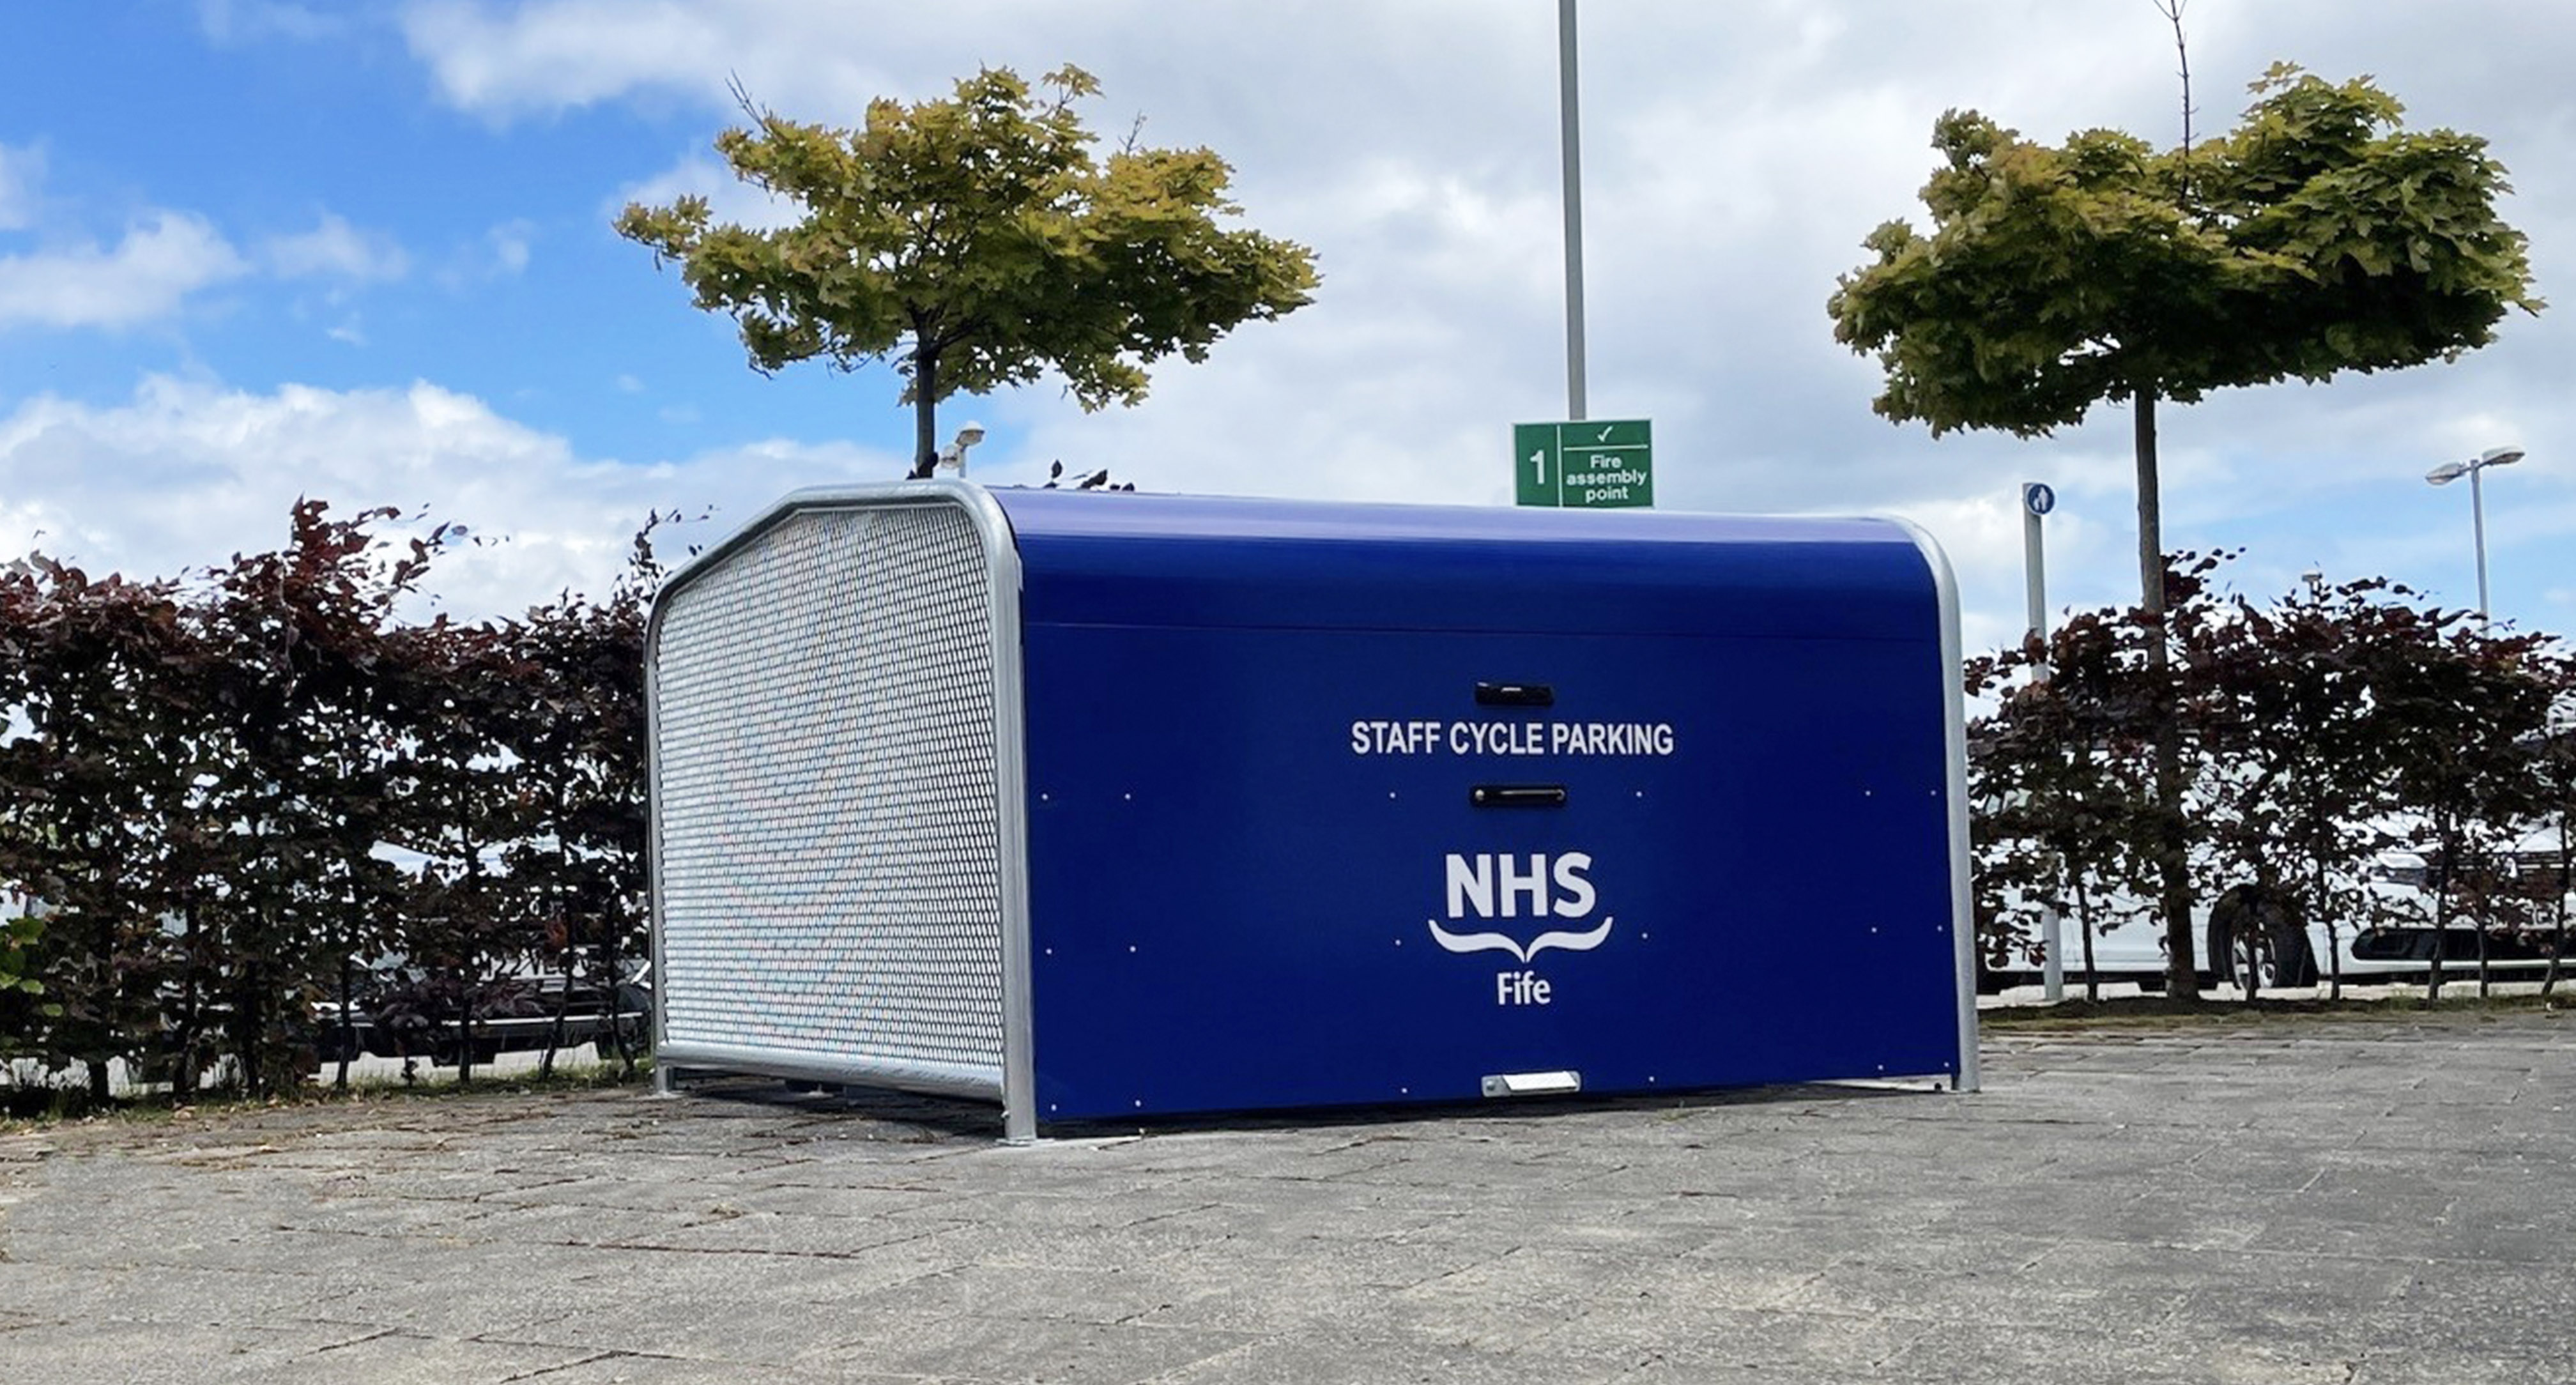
[1514,420,1653,509]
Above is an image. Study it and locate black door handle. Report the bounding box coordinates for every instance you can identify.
[1470,784,1568,808]
[1475,682,1555,707]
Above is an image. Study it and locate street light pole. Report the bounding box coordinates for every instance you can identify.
[2425,445,2524,628]
[1557,0,1587,422]
[2469,461,2490,621]
[935,420,986,476]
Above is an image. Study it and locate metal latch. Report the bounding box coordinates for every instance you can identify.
[1482,1069,1583,1098]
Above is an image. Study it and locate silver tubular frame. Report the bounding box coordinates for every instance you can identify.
[645,480,1038,1140]
[1894,517,1981,1094]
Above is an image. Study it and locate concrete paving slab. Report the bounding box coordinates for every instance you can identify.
[1529,1298,1933,1379]
[811,1314,1254,1382]
[0,1320,376,1384]
[513,1352,946,1385]
[196,1326,598,1384]
[482,1289,875,1365]
[1147,1328,1612,1385]
[1,1011,2571,1384]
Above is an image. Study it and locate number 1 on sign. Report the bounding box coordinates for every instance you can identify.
[1529,448,1547,486]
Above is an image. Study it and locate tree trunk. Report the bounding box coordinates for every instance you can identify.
[2076,880,2100,1004]
[2473,865,2494,998]
[908,342,941,479]
[456,972,477,1087]
[540,815,571,1079]
[173,897,202,1101]
[88,901,115,1103]
[2316,856,2345,1001]
[2545,908,2565,1000]
[599,896,634,1077]
[2427,832,2453,1004]
[2134,387,2200,1000]
[540,914,575,1081]
[334,953,356,1091]
[2135,391,2165,628]
[2250,894,2269,1002]
[2545,837,2568,999]
[241,954,267,1096]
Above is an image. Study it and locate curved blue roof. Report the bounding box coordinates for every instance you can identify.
[988,488,1939,641]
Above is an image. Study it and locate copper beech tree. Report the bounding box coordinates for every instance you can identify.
[0,504,659,1106]
[1968,560,2568,1004]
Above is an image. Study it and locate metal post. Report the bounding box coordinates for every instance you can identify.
[2021,482,2060,1002]
[2427,447,2519,629]
[1557,0,1588,421]
[2041,907,2064,1002]
[2470,462,2491,628]
[2022,493,2048,679]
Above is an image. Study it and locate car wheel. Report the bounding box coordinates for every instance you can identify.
[2269,922,2317,988]
[2208,887,2287,995]
[2222,918,2268,993]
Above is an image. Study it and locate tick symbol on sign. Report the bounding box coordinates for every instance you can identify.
[1596,425,1614,441]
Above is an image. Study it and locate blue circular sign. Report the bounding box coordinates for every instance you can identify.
[2023,482,2056,517]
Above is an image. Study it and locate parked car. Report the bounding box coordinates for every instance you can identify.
[312,963,652,1066]
[1984,833,2573,993]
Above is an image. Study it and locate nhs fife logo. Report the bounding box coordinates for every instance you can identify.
[1429,852,1611,1006]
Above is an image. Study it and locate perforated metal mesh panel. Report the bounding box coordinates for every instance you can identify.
[652,502,1006,1085]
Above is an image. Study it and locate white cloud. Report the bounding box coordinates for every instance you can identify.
[608,150,801,233]
[0,213,249,330]
[108,0,2576,647]
[401,0,905,119]
[433,220,537,289]
[486,218,532,275]
[0,142,42,231]
[0,376,903,620]
[0,197,402,337]
[197,0,348,43]
[264,211,410,283]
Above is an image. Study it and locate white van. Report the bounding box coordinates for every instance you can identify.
[1984,831,2572,993]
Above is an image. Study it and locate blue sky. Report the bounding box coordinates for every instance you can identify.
[1,2,834,465]
[4,1,2572,653]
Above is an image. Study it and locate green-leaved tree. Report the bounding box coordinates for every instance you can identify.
[1830,65,2540,997]
[1968,607,2165,1002]
[617,65,1320,476]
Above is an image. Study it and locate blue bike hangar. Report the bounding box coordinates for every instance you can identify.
[645,481,1978,1140]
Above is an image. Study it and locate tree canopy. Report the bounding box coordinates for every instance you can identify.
[1,503,659,1105]
[1969,557,2571,1004]
[617,65,1321,476]
[1829,65,2538,447]
[1832,63,2540,999]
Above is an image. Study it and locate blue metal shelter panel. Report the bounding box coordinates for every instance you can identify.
[990,489,1929,641]
[1020,620,1958,1122]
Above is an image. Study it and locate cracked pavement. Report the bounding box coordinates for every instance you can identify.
[1,1012,2571,1383]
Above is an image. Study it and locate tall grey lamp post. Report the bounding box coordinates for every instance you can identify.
[935,421,986,476]
[1557,0,1587,421]
[2424,445,2523,627]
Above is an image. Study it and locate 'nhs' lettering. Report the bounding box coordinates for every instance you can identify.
[1445,852,1597,920]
